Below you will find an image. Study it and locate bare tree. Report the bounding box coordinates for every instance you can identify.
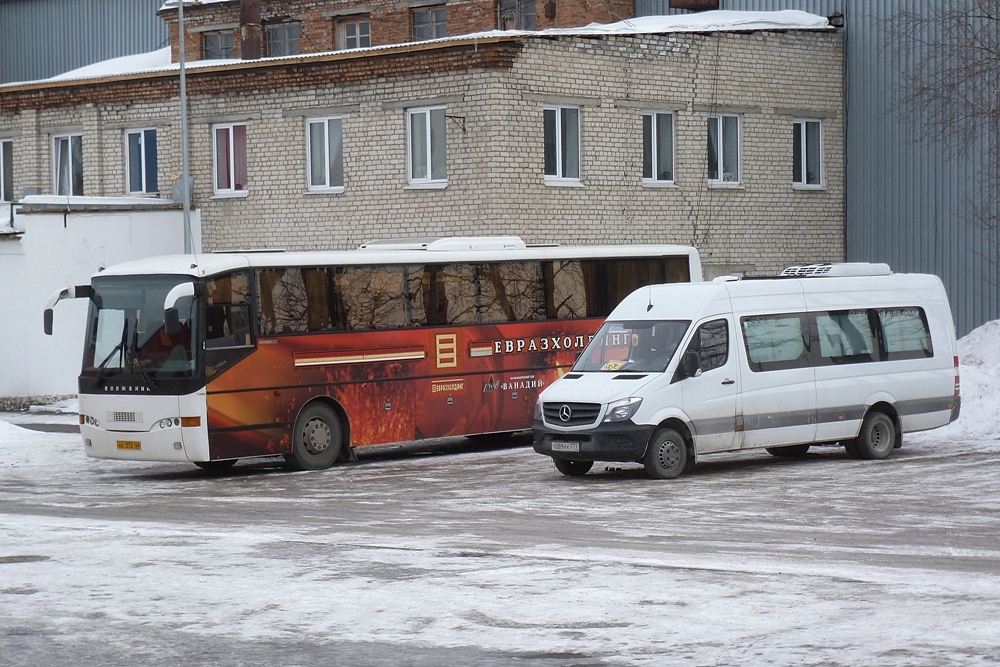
[884,0,999,233]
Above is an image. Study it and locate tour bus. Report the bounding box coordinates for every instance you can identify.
[532,263,961,479]
[43,236,701,470]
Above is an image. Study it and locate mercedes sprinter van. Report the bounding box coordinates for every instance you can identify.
[532,264,961,479]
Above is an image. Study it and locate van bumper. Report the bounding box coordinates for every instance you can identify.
[532,420,655,462]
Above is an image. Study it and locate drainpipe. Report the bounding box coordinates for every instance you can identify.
[241,0,262,59]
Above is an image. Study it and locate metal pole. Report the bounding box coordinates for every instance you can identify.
[178,0,193,254]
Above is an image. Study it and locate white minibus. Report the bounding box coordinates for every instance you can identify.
[532,263,961,479]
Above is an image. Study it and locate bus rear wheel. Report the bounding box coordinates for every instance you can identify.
[286,403,343,471]
[853,411,896,460]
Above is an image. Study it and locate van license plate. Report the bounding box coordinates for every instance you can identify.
[551,441,580,452]
[116,441,142,451]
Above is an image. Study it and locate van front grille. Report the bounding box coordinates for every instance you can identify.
[543,402,601,427]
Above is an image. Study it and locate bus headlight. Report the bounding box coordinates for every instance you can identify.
[604,397,642,423]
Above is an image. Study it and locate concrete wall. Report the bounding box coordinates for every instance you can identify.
[0,207,197,403]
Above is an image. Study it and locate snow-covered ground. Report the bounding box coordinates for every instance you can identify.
[1,322,998,666]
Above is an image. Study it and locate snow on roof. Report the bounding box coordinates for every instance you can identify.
[2,10,830,88]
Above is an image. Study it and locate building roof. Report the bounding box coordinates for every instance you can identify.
[0,10,830,90]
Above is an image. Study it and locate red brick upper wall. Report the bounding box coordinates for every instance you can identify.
[160,0,638,62]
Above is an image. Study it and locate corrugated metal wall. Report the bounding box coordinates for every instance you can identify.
[637,0,998,336]
[0,0,168,84]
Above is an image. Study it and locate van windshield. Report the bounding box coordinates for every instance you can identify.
[574,320,690,373]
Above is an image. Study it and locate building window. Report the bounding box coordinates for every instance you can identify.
[543,105,580,182]
[213,123,248,194]
[125,129,158,195]
[707,114,740,185]
[53,134,83,197]
[337,18,371,49]
[642,112,674,183]
[498,0,535,30]
[307,117,344,191]
[407,107,447,185]
[203,31,235,59]
[413,7,447,40]
[1,139,12,202]
[266,22,300,57]
[793,119,823,187]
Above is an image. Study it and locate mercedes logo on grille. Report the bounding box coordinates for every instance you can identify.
[559,405,573,422]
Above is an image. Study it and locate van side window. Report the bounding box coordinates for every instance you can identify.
[741,313,810,372]
[695,319,729,371]
[816,310,875,364]
[877,308,933,360]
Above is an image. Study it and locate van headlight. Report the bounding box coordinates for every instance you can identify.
[604,397,642,423]
[533,399,543,421]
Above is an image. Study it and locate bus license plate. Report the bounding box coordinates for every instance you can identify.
[551,441,580,452]
[116,441,142,451]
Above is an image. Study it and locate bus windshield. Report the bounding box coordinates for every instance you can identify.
[574,319,690,373]
[82,274,198,382]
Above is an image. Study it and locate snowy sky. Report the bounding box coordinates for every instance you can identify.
[2,10,830,87]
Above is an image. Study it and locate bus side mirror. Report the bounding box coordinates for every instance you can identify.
[163,282,202,337]
[43,284,93,335]
[682,349,702,378]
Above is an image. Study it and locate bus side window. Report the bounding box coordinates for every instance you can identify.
[206,272,252,348]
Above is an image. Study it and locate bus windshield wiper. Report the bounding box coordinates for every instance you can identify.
[92,319,129,387]
[126,326,158,390]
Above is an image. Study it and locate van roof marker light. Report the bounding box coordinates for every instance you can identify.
[780,263,893,277]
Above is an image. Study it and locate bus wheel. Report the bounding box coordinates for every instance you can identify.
[194,459,237,471]
[643,428,688,480]
[853,412,896,460]
[765,445,810,457]
[287,403,343,470]
[554,458,593,477]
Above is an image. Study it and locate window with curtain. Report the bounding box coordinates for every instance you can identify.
[307,117,344,191]
[793,119,823,187]
[642,111,674,183]
[407,107,447,186]
[543,105,580,182]
[125,129,158,195]
[53,134,83,196]
[707,114,740,184]
[213,123,248,194]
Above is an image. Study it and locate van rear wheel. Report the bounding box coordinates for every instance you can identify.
[643,428,688,480]
[554,459,593,477]
[854,412,895,460]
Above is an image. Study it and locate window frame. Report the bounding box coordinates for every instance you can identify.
[498,0,535,30]
[125,128,158,195]
[212,122,249,196]
[337,17,371,50]
[707,113,741,186]
[642,110,675,185]
[793,118,824,188]
[412,6,447,40]
[306,116,345,193]
[53,133,84,197]
[265,22,301,57]
[0,138,12,202]
[406,106,447,188]
[543,105,582,185]
[203,30,235,59]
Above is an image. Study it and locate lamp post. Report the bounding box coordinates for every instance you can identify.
[178,0,193,254]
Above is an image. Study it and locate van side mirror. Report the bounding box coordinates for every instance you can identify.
[682,349,702,378]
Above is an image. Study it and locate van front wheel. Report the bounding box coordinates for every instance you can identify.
[854,412,895,460]
[643,428,688,480]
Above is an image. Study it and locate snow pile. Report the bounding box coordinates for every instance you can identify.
[938,320,1000,441]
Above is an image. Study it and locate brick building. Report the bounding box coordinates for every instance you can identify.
[0,10,843,277]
